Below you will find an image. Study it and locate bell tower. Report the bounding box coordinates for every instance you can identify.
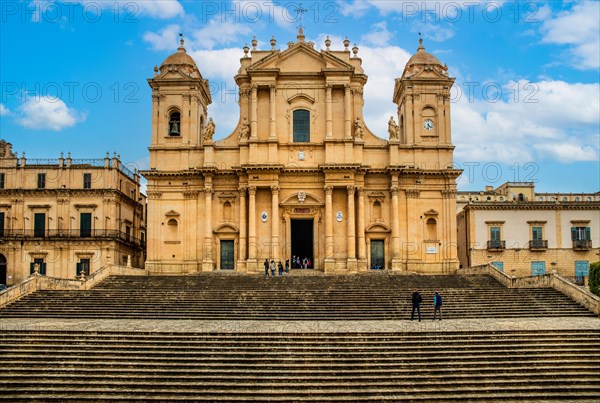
[393,39,454,151]
[147,38,212,171]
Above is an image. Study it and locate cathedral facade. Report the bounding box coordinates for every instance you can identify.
[142,30,461,274]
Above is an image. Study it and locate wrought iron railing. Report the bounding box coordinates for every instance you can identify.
[573,240,592,250]
[119,164,136,180]
[71,159,105,167]
[528,239,548,249]
[0,229,144,246]
[487,240,506,250]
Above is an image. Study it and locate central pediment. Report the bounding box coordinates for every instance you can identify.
[247,42,354,75]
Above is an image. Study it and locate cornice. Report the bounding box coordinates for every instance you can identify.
[464,202,600,211]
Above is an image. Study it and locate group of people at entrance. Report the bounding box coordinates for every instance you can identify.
[292,256,311,269]
[411,289,443,321]
[264,259,290,277]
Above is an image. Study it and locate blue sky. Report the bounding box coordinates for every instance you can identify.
[1,0,599,193]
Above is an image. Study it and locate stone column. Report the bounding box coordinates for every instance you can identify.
[151,94,159,144]
[250,85,258,139]
[324,185,334,259]
[357,187,366,260]
[269,85,276,140]
[248,186,257,259]
[391,186,400,260]
[238,187,247,261]
[347,186,356,260]
[202,183,213,271]
[326,85,333,138]
[271,185,279,261]
[344,85,352,139]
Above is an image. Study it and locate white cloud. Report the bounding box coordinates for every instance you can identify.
[453,80,600,163]
[0,104,10,116]
[338,0,371,17]
[143,24,181,51]
[361,21,393,47]
[541,1,600,70]
[190,19,251,50]
[16,96,87,131]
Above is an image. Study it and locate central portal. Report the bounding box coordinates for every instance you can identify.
[291,219,314,269]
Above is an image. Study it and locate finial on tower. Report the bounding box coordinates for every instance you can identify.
[297,27,305,42]
[178,33,186,53]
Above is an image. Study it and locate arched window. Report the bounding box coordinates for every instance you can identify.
[399,115,405,143]
[293,109,310,142]
[518,193,525,202]
[426,218,437,240]
[166,218,178,242]
[169,111,181,136]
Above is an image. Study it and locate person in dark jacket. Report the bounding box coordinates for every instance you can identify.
[278,261,283,276]
[264,259,270,276]
[411,289,423,321]
[433,291,442,320]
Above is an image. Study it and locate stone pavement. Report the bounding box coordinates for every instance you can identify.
[1,317,598,334]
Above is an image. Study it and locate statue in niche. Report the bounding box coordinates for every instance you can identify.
[203,117,215,141]
[354,117,364,139]
[388,116,399,140]
[239,117,250,140]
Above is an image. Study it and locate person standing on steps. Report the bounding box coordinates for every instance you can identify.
[264,259,270,277]
[433,291,443,320]
[411,289,423,321]
[285,259,289,274]
[278,261,283,276]
[270,259,276,277]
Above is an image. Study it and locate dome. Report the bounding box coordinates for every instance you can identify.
[159,39,200,76]
[406,39,442,67]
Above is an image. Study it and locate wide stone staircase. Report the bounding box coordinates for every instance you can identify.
[0,273,598,400]
[0,273,595,320]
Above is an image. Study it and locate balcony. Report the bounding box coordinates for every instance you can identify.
[0,229,144,247]
[528,239,548,250]
[487,240,506,250]
[573,240,592,250]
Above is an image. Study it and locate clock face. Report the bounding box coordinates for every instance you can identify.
[423,119,434,131]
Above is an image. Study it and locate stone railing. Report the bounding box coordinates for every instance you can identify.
[0,265,147,308]
[460,264,600,316]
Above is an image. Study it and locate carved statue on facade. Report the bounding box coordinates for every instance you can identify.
[239,117,250,140]
[388,116,399,140]
[203,118,215,141]
[354,117,364,139]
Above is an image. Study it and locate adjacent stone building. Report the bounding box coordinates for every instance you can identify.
[142,31,461,274]
[0,140,146,286]
[457,182,600,277]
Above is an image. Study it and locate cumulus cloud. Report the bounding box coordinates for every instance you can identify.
[143,24,181,51]
[361,21,394,47]
[0,104,10,116]
[453,80,600,163]
[541,1,600,70]
[16,96,87,131]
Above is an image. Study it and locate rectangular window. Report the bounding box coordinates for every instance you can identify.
[532,226,543,240]
[0,212,4,237]
[37,173,46,189]
[490,226,501,241]
[83,173,92,189]
[30,258,46,275]
[571,226,591,241]
[293,109,310,142]
[80,213,92,237]
[491,261,504,272]
[0,172,4,189]
[76,258,91,276]
[34,213,46,237]
[125,225,131,242]
[531,261,546,276]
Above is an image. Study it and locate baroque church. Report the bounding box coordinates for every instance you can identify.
[142,29,461,274]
